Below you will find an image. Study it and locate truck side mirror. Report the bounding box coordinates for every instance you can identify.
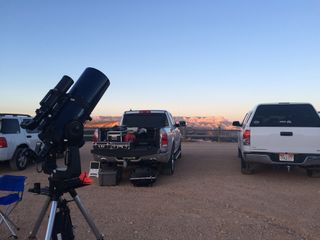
[179,121,186,127]
[232,121,242,127]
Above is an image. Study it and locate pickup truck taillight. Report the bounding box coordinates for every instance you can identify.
[92,129,98,143]
[0,137,7,148]
[243,130,251,145]
[160,132,168,148]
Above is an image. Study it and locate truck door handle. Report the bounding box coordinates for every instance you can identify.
[26,135,32,138]
[280,132,293,136]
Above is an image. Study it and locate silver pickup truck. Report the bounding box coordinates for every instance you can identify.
[91,110,185,185]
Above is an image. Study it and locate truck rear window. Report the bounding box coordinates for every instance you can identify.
[250,104,320,127]
[122,113,168,128]
[0,119,20,134]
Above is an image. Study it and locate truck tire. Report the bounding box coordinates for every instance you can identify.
[306,168,320,177]
[238,148,241,158]
[306,169,313,177]
[163,148,175,176]
[240,156,254,175]
[10,147,29,171]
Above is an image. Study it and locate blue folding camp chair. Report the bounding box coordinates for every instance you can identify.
[0,175,27,239]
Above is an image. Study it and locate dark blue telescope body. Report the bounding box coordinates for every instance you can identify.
[45,68,109,146]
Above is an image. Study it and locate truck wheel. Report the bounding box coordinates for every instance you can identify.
[10,147,29,171]
[241,157,254,175]
[163,150,175,176]
[306,169,313,177]
[238,148,241,158]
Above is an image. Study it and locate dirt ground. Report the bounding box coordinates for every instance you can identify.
[1,142,320,240]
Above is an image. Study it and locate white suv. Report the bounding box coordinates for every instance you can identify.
[0,114,41,170]
[233,103,320,176]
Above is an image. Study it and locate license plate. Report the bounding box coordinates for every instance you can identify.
[279,153,294,162]
[96,144,107,149]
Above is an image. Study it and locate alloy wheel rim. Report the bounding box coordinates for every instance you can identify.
[18,155,27,168]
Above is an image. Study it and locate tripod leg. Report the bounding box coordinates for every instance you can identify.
[70,190,104,240]
[45,200,58,240]
[29,197,51,239]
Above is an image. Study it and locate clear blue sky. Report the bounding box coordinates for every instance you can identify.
[1,1,319,120]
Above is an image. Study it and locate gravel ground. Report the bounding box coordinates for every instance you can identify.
[1,142,320,240]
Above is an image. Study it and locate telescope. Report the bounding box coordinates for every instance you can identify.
[24,67,109,240]
[22,67,110,179]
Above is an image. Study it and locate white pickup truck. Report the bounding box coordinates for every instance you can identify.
[233,103,320,176]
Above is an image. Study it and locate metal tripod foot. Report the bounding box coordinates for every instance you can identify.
[28,190,104,240]
[29,197,51,239]
[44,201,58,240]
[28,198,59,240]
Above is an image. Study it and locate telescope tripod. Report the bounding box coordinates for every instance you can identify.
[28,177,104,240]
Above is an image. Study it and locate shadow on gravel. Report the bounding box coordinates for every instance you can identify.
[250,164,320,178]
[0,161,11,174]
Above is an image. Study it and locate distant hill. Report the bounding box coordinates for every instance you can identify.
[85,116,121,128]
[176,116,234,130]
[85,116,234,129]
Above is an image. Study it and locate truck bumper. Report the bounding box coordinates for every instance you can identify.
[93,151,171,164]
[0,149,11,162]
[244,152,320,166]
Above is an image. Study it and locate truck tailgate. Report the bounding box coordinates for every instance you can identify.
[250,127,320,154]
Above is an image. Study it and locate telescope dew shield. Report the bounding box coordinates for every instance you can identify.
[68,67,109,120]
